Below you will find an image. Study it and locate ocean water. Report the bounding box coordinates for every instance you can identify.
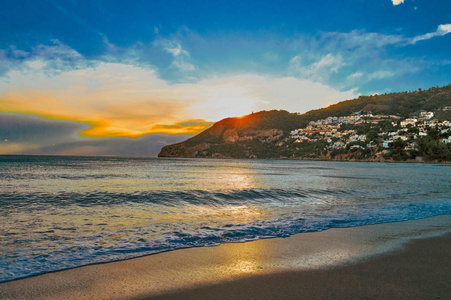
[0,156,450,282]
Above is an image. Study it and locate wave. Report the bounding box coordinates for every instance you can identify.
[1,186,451,282]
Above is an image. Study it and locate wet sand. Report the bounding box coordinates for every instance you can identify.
[146,232,451,300]
[2,215,451,300]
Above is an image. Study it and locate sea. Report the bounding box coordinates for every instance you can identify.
[1,155,450,282]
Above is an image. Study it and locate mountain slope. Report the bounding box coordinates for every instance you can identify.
[158,85,451,160]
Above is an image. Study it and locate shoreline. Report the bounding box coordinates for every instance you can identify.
[146,232,451,300]
[159,155,451,164]
[2,154,450,164]
[2,215,451,299]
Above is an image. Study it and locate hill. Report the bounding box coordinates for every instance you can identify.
[158,85,451,162]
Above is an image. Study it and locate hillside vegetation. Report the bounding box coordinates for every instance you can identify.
[158,85,451,162]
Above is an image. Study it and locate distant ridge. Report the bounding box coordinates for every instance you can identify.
[158,85,451,161]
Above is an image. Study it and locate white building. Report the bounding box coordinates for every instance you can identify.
[393,135,409,141]
[332,141,345,149]
[383,141,393,148]
[400,118,417,127]
[419,111,434,119]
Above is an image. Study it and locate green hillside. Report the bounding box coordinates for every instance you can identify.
[305,85,451,120]
[158,84,451,162]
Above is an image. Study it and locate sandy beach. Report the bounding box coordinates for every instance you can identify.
[2,215,451,300]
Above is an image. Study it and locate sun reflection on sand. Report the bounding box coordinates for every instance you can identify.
[208,238,269,277]
[231,259,259,273]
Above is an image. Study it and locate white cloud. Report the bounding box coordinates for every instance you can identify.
[288,30,426,90]
[186,74,359,119]
[368,70,396,80]
[411,24,451,44]
[0,39,96,77]
[392,0,405,6]
[155,39,195,72]
[0,59,189,137]
[320,30,403,50]
[8,46,28,59]
[0,43,359,137]
[33,39,82,60]
[171,58,196,72]
[289,53,346,82]
[347,72,363,81]
[311,54,346,73]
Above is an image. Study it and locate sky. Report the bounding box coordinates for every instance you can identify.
[0,0,450,156]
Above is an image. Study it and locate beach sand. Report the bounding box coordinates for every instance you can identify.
[2,215,451,300]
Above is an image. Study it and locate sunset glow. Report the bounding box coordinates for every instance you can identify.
[0,1,449,156]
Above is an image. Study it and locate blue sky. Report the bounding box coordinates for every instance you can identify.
[0,0,450,156]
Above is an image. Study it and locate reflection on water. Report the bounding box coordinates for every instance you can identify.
[0,156,450,282]
[0,157,267,193]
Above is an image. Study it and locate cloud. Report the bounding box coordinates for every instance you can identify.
[392,0,405,5]
[186,74,359,117]
[0,59,199,138]
[368,70,396,80]
[347,72,363,81]
[0,39,96,77]
[319,30,403,50]
[0,113,87,143]
[149,120,214,134]
[33,39,83,61]
[289,53,346,82]
[287,30,424,91]
[1,23,446,156]
[155,39,195,72]
[161,40,189,57]
[20,133,192,157]
[0,113,88,154]
[0,112,191,157]
[172,59,196,72]
[0,67,358,156]
[0,41,360,139]
[411,24,451,44]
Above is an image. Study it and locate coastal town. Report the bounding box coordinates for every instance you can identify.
[159,86,451,162]
[289,108,451,161]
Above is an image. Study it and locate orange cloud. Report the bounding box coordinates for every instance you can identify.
[148,120,214,135]
[0,59,358,139]
[0,92,211,137]
[0,62,206,137]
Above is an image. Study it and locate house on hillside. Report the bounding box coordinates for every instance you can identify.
[419,111,434,119]
[332,141,345,149]
[400,118,417,127]
[383,141,393,148]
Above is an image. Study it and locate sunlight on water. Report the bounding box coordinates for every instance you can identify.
[0,156,450,282]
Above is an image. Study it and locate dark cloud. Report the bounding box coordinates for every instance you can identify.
[0,113,190,156]
[0,113,87,144]
[23,133,191,157]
